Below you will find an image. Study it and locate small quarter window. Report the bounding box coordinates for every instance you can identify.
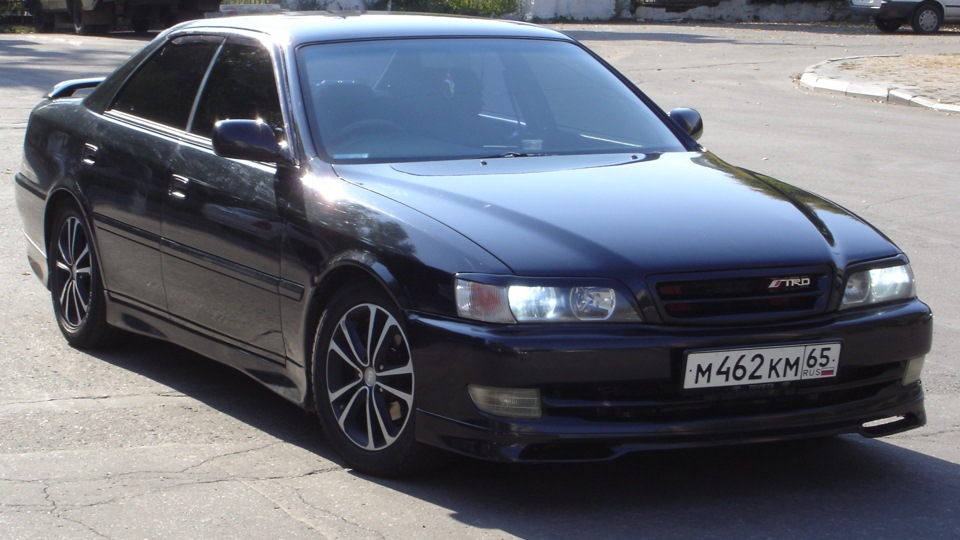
[191,39,284,139]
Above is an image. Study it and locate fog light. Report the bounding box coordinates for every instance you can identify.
[468,385,541,419]
[864,416,905,429]
[903,355,925,386]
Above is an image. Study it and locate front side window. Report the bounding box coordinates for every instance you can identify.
[191,39,284,139]
[111,36,223,130]
[297,38,685,163]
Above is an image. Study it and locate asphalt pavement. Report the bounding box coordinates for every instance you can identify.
[801,53,960,113]
[2,24,959,539]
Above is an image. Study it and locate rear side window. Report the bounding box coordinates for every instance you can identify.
[190,39,283,139]
[111,36,223,130]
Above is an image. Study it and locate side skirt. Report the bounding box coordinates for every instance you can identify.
[105,292,310,408]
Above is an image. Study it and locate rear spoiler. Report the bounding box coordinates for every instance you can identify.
[45,77,106,100]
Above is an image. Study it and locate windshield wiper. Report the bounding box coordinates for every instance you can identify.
[483,152,554,159]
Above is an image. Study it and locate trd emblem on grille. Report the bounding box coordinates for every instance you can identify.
[768,277,811,290]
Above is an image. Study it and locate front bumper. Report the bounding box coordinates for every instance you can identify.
[407,299,932,462]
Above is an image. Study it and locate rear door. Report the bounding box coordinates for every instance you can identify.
[92,35,223,312]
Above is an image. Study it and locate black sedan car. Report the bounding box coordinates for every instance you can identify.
[15,13,931,476]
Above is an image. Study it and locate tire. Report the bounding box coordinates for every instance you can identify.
[131,18,150,34]
[49,207,116,348]
[29,1,54,33]
[70,0,107,35]
[874,18,903,33]
[312,280,438,476]
[911,3,942,33]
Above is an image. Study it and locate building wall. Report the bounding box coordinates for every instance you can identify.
[519,0,847,21]
[522,0,619,20]
[273,0,847,22]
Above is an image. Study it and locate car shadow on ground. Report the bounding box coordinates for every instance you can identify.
[87,333,959,538]
[378,435,960,538]
[86,333,337,458]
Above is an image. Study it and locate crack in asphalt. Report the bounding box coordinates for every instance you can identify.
[0,395,119,407]
[180,441,292,474]
[40,484,112,539]
[0,391,195,410]
[1,444,346,538]
[651,59,783,71]
[860,193,928,212]
[903,424,960,438]
[242,476,387,539]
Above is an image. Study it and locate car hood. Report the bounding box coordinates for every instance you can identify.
[333,152,899,278]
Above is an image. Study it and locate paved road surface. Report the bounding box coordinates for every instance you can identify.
[1,23,958,539]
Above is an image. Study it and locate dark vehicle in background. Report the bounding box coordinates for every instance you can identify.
[15,14,932,476]
[26,0,220,34]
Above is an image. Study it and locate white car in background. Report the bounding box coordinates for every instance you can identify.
[850,0,960,33]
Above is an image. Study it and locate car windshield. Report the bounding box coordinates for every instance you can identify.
[297,38,686,163]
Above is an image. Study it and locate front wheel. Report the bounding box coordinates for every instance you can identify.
[312,281,437,476]
[49,207,116,348]
[875,18,903,33]
[911,3,942,33]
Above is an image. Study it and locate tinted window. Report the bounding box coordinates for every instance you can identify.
[191,40,283,139]
[298,38,684,163]
[111,36,223,129]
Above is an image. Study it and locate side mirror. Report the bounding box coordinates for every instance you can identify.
[212,119,282,163]
[668,108,704,141]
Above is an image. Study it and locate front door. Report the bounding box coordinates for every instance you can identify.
[160,36,288,359]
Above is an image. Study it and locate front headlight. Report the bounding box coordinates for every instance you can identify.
[455,278,641,323]
[841,264,916,309]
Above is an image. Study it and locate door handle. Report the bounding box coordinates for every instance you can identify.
[168,174,191,200]
[81,143,98,166]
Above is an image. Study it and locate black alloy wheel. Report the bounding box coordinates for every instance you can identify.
[312,280,437,476]
[49,207,115,348]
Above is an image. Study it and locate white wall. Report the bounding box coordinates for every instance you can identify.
[258,0,845,23]
[632,0,845,22]
[522,0,619,20]
[519,0,845,22]
[276,0,367,10]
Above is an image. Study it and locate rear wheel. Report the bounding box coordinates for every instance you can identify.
[874,18,903,33]
[49,207,116,348]
[29,1,54,32]
[911,3,942,33]
[131,17,150,34]
[312,280,438,476]
[70,0,107,35]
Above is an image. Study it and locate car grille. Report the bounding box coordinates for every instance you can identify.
[540,360,906,423]
[648,266,832,325]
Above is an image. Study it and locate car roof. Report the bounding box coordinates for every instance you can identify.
[171,12,573,44]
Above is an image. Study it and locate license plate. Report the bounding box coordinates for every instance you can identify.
[683,342,841,390]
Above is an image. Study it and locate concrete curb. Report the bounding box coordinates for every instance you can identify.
[799,56,960,114]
